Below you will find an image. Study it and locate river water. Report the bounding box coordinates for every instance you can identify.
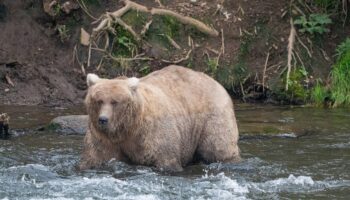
[0,104,349,199]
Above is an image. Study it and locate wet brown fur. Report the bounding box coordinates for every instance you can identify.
[80,65,240,171]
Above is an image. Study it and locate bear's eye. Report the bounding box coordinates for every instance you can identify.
[111,100,118,106]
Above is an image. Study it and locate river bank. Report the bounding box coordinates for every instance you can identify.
[0,0,349,106]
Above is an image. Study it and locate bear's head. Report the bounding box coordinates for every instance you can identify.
[85,74,141,140]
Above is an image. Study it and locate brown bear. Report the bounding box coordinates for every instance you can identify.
[80,65,240,171]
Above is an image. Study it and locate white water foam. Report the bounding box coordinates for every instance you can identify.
[268,174,314,186]
[191,172,249,199]
[248,174,350,194]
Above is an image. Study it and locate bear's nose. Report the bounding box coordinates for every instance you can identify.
[98,116,108,125]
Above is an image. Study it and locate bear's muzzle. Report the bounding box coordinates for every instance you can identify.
[98,116,109,125]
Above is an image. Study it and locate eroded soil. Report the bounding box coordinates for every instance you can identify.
[0,0,349,105]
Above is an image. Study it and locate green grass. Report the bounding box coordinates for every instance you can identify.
[336,38,350,59]
[310,38,350,107]
[330,50,350,107]
[311,80,329,106]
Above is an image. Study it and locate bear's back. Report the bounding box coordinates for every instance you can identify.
[139,65,233,112]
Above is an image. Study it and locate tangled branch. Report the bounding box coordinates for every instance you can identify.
[83,0,219,69]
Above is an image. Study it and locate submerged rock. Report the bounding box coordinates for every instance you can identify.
[49,115,88,135]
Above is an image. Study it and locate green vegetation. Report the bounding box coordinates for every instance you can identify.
[313,0,342,14]
[214,33,251,95]
[206,57,218,76]
[107,11,207,71]
[56,24,70,42]
[146,15,182,50]
[139,65,151,76]
[216,24,269,95]
[311,80,329,106]
[73,0,347,106]
[309,38,350,107]
[112,26,138,57]
[330,49,350,107]
[335,38,350,59]
[294,14,332,35]
[282,68,309,103]
[122,10,149,31]
[52,3,61,16]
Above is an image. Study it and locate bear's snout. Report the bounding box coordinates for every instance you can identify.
[98,116,109,125]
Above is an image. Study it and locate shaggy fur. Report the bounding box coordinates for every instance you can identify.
[80,65,240,171]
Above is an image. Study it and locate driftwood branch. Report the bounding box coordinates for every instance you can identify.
[94,0,219,37]
[85,0,218,70]
[114,17,141,41]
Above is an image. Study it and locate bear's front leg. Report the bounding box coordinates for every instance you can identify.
[79,144,107,170]
[79,130,123,170]
[3,124,9,139]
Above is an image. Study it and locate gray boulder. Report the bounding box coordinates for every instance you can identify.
[49,115,88,135]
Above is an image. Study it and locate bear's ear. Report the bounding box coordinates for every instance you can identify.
[87,73,100,87]
[128,77,139,91]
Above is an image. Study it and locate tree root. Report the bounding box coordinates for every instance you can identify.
[114,17,141,41]
[262,51,270,92]
[285,18,296,91]
[165,35,181,49]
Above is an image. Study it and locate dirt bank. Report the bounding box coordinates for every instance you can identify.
[0,0,349,106]
[0,0,85,105]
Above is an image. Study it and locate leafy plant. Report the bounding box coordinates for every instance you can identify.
[298,67,308,77]
[335,38,350,60]
[275,68,310,104]
[118,36,136,53]
[294,14,332,35]
[112,26,138,58]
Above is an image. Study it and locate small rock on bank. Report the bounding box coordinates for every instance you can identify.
[49,115,88,135]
